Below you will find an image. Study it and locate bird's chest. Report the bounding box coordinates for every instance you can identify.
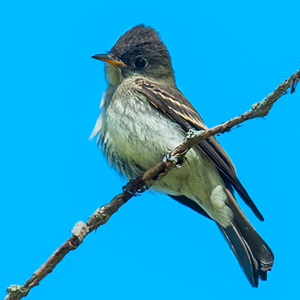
[100,90,185,179]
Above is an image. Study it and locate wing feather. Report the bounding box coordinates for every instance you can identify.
[134,78,264,221]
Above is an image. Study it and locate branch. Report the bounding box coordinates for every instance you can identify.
[5,69,300,300]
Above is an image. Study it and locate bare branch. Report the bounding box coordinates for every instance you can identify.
[5,68,300,300]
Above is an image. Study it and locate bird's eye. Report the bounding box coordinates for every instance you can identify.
[134,58,147,69]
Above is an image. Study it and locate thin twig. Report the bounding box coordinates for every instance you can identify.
[5,68,300,300]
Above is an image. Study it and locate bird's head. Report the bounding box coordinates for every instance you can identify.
[92,25,175,86]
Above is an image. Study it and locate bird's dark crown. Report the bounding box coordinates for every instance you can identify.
[110,25,175,83]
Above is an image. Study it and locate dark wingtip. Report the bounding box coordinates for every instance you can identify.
[234,180,265,221]
[255,209,264,222]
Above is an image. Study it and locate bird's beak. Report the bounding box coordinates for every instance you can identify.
[91,54,126,67]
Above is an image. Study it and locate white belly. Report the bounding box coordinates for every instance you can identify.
[91,80,232,227]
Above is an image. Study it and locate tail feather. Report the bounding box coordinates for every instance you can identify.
[219,188,274,287]
[218,224,259,286]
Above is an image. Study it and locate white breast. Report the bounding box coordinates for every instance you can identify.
[91,77,231,227]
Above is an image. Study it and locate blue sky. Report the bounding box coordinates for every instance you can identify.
[1,0,300,299]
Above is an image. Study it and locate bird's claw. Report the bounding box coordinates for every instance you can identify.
[164,153,184,169]
[122,179,147,196]
[122,180,136,195]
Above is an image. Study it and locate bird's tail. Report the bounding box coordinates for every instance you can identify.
[218,188,274,287]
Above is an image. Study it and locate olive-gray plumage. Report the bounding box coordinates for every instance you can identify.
[91,24,274,287]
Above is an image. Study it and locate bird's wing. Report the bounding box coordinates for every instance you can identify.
[134,78,264,221]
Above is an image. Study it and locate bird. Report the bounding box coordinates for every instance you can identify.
[90,24,274,287]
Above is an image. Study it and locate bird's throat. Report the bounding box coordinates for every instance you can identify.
[105,64,124,86]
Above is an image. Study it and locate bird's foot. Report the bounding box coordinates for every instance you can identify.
[164,153,184,169]
[122,179,147,196]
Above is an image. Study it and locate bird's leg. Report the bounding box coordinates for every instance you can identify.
[122,179,147,195]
